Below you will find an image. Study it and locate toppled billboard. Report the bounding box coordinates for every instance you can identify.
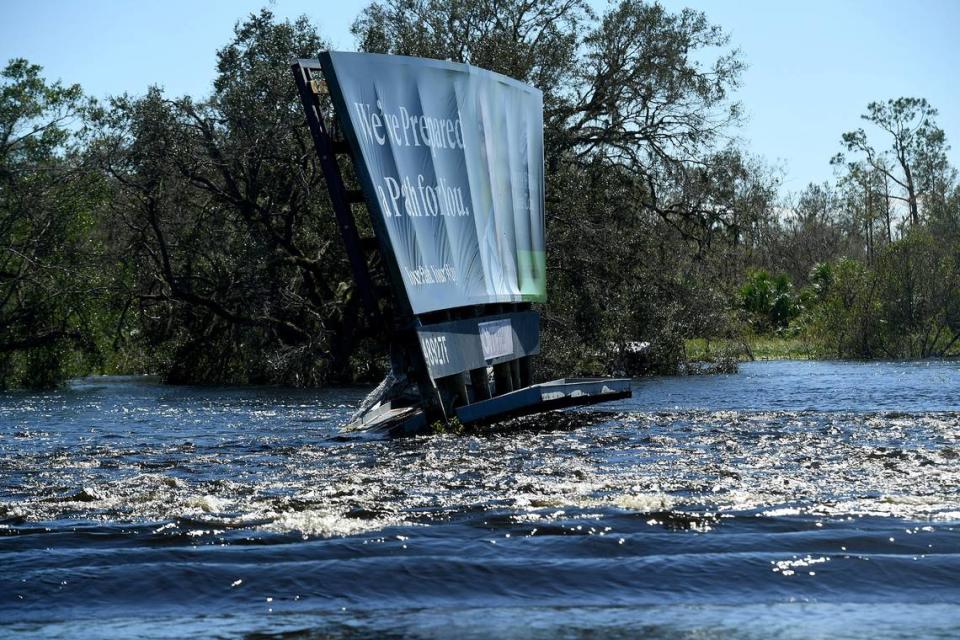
[320,51,547,315]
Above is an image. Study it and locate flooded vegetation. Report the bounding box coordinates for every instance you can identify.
[3,2,960,637]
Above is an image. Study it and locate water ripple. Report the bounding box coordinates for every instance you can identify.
[2,363,960,637]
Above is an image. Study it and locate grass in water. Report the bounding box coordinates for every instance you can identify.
[686,336,818,362]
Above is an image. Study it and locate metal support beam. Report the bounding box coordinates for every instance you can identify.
[290,62,381,325]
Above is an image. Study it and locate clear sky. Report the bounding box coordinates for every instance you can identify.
[3,0,958,192]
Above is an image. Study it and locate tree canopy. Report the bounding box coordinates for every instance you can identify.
[0,59,107,387]
[1,3,958,388]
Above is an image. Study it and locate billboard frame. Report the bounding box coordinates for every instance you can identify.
[291,54,630,436]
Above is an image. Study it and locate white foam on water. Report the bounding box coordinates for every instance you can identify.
[263,509,398,538]
[614,493,675,512]
[186,495,226,513]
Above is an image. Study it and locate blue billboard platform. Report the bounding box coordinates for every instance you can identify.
[344,377,632,438]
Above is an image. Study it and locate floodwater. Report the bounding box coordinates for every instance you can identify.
[1,360,959,639]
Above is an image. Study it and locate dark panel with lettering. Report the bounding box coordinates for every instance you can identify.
[416,311,540,379]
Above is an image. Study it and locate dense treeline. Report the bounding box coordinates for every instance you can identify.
[1,1,957,389]
[734,96,959,360]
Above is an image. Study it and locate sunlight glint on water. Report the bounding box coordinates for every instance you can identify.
[1,361,959,639]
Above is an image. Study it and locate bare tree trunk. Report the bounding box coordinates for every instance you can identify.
[900,154,920,225]
[882,173,893,242]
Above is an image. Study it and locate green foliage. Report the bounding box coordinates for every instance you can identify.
[0,59,113,388]
[739,270,801,332]
[803,229,960,359]
[833,97,949,227]
[686,335,817,362]
[805,258,878,356]
[356,0,753,377]
[4,8,960,389]
[85,10,387,387]
[734,97,959,363]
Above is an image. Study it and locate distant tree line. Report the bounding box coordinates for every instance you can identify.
[736,97,959,359]
[1,1,957,389]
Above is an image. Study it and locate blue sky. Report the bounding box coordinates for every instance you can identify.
[3,0,958,192]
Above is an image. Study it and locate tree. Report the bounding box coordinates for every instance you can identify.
[354,0,754,373]
[835,97,949,226]
[834,161,890,263]
[764,182,849,287]
[739,270,800,332]
[0,59,108,388]
[89,11,383,385]
[354,0,747,233]
[353,0,588,126]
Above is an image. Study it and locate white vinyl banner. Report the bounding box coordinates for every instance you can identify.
[321,51,547,314]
